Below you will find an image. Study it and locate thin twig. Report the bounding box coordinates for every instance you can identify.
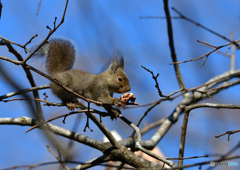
[0,85,50,100]
[84,102,93,132]
[198,40,231,58]
[141,65,167,98]
[171,7,240,48]
[88,112,121,148]
[215,129,240,141]
[140,119,165,135]
[36,0,42,16]
[146,70,240,150]
[0,55,22,65]
[185,103,240,112]
[167,155,208,160]
[230,33,236,71]
[119,114,142,147]
[137,145,174,167]
[25,110,88,134]
[2,161,135,170]
[23,0,69,63]
[196,82,233,94]
[184,103,240,141]
[72,154,111,170]
[1,41,44,121]
[46,145,69,170]
[166,88,184,98]
[205,141,240,170]
[170,44,221,65]
[0,36,35,53]
[197,40,217,48]
[170,38,240,66]
[2,98,50,104]
[23,34,38,49]
[129,69,240,111]
[178,109,190,168]
[162,155,240,170]
[0,0,2,19]
[163,0,186,90]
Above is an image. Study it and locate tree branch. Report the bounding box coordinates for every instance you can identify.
[170,39,240,66]
[178,109,190,168]
[23,0,69,63]
[0,85,50,100]
[145,69,240,148]
[46,145,69,170]
[1,41,45,121]
[163,0,186,90]
[0,116,105,151]
[171,7,240,48]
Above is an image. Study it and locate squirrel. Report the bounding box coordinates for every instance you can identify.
[35,38,131,120]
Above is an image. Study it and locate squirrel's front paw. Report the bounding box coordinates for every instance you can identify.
[113,98,123,107]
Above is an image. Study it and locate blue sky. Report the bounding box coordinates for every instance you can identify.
[0,0,240,169]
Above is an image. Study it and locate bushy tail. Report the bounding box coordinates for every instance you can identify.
[35,38,76,76]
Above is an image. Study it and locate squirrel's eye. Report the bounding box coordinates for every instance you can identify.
[118,77,123,82]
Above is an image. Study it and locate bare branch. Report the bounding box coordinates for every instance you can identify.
[198,40,231,58]
[140,119,165,135]
[184,103,240,141]
[230,33,236,71]
[88,112,121,149]
[0,55,22,65]
[145,69,240,149]
[170,39,240,66]
[0,35,36,53]
[185,103,240,112]
[0,85,50,100]
[163,0,186,90]
[25,110,88,134]
[23,0,69,63]
[137,144,174,167]
[0,116,105,151]
[0,0,2,19]
[46,145,69,170]
[171,7,240,48]
[23,34,38,49]
[72,154,111,170]
[119,114,142,148]
[215,129,240,141]
[1,40,45,121]
[163,155,240,170]
[178,109,190,168]
[141,65,167,98]
[167,155,208,160]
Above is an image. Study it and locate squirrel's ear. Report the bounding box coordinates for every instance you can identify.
[107,51,124,75]
[118,56,124,69]
[108,55,118,75]
[114,50,124,69]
